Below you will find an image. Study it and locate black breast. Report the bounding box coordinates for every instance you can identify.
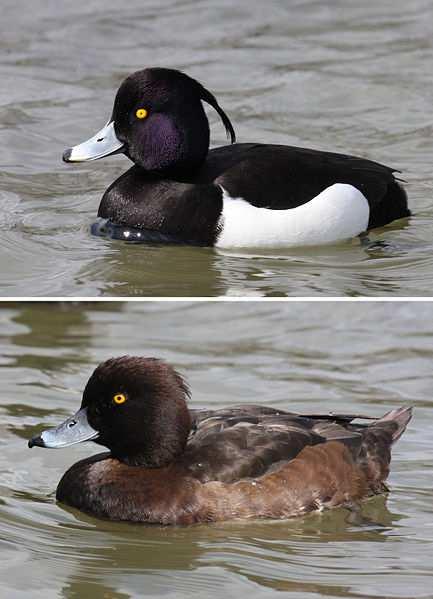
[98,165,224,245]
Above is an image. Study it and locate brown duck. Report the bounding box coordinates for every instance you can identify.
[28,356,412,525]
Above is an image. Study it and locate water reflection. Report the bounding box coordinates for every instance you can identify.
[68,218,422,298]
[1,494,404,598]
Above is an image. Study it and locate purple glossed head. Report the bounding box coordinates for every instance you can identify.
[110,68,236,175]
[123,112,183,171]
[63,68,236,175]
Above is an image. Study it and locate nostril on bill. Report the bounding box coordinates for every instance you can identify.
[97,138,104,142]
[68,420,77,428]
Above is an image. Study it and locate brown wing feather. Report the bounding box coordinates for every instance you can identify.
[182,419,324,483]
[185,405,412,490]
[184,407,361,483]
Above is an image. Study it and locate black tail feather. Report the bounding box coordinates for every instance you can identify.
[368,181,411,229]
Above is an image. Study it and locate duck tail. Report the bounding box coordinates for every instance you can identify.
[376,406,413,443]
[368,180,410,229]
[357,407,412,491]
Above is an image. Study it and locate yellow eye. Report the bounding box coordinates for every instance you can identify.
[113,393,127,405]
[135,108,148,119]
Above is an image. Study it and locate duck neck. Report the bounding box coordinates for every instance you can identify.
[112,448,170,468]
[109,401,192,469]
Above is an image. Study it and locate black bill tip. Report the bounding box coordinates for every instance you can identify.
[28,435,45,448]
[62,148,72,163]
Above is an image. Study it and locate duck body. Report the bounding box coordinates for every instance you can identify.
[98,143,408,248]
[64,68,410,248]
[29,357,412,525]
[56,406,410,525]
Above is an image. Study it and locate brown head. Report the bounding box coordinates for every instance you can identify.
[29,356,192,467]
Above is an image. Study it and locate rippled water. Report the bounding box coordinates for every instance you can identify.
[0,301,432,597]
[1,0,433,296]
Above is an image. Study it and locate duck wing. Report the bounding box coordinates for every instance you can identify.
[184,405,364,483]
[207,143,395,207]
[202,143,409,228]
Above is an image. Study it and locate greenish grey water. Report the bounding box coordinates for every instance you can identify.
[0,301,432,597]
[1,0,433,296]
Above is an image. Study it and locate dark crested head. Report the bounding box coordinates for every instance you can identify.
[63,67,236,176]
[111,68,235,173]
[29,356,192,468]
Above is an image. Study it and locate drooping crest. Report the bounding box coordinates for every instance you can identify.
[196,82,236,144]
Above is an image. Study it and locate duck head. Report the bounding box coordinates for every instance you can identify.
[28,356,192,467]
[63,68,236,176]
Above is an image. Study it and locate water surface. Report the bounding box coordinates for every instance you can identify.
[1,301,432,597]
[1,1,433,296]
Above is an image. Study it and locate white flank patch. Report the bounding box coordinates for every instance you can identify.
[216,184,370,248]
